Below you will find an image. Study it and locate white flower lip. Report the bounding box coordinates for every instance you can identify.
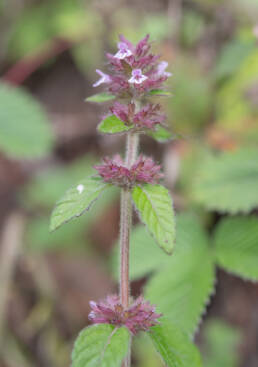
[114,42,133,60]
[128,69,148,84]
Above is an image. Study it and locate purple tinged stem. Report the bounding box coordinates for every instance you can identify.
[120,131,139,367]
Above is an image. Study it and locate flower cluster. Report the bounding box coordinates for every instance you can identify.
[89,295,162,335]
[94,155,163,188]
[93,34,172,98]
[109,102,166,131]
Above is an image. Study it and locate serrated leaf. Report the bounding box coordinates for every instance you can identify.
[98,115,133,134]
[50,177,109,231]
[149,319,202,367]
[111,225,170,281]
[149,89,172,96]
[86,93,116,103]
[192,148,258,214]
[0,83,53,159]
[71,324,130,367]
[145,213,215,337]
[132,184,175,254]
[148,125,174,142]
[214,216,258,281]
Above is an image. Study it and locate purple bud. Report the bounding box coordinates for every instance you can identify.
[89,295,162,335]
[93,69,111,87]
[128,69,148,84]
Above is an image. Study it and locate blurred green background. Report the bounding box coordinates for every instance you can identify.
[0,0,258,366]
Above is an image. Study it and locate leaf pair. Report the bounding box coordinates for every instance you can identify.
[71,319,202,367]
[98,114,173,142]
[50,178,176,255]
[86,92,173,142]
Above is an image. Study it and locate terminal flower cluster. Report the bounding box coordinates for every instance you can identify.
[94,155,163,188]
[89,295,162,335]
[93,34,172,97]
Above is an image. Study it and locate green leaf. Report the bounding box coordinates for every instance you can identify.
[22,155,96,208]
[203,320,241,367]
[192,148,258,213]
[214,216,258,281]
[50,177,109,231]
[111,225,170,281]
[71,324,130,367]
[149,89,172,96]
[133,333,165,367]
[132,184,175,254]
[98,115,133,134]
[26,215,89,252]
[148,125,174,142]
[149,320,202,367]
[86,93,116,103]
[214,39,254,80]
[145,213,215,337]
[0,83,53,159]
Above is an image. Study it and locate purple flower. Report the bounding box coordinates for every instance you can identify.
[128,69,148,84]
[93,69,111,87]
[114,42,133,59]
[110,102,166,130]
[89,295,162,335]
[94,155,163,188]
[93,35,172,99]
[156,61,172,78]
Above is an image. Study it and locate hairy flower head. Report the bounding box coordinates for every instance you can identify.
[94,155,163,188]
[89,295,162,335]
[93,34,172,97]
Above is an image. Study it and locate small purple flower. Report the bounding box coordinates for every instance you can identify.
[93,69,111,87]
[89,295,162,335]
[94,155,163,188]
[128,69,148,84]
[114,42,133,59]
[156,61,172,78]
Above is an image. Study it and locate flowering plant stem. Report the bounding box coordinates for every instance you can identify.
[120,132,139,367]
[50,35,179,367]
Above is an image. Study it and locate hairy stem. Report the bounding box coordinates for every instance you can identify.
[120,132,139,367]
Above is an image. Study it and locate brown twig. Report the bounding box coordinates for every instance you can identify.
[0,211,26,345]
[2,38,73,85]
